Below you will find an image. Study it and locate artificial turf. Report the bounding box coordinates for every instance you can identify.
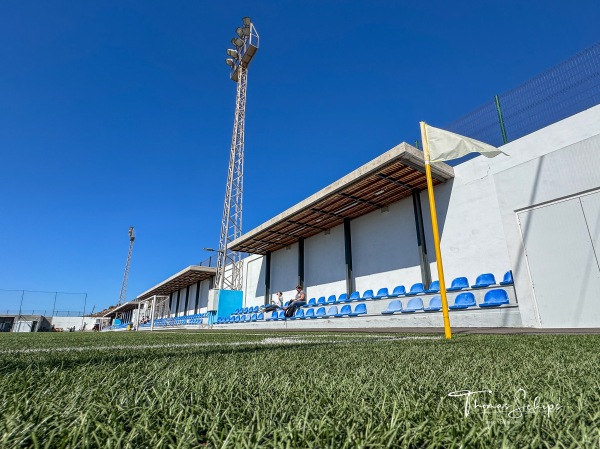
[0,331,598,448]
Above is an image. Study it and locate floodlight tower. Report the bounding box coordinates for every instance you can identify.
[216,17,259,291]
[117,226,135,305]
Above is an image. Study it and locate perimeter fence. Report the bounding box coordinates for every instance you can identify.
[0,289,87,317]
[418,41,600,150]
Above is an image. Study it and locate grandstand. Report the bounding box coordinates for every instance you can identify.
[128,44,600,332]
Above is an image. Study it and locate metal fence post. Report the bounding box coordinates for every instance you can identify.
[494,95,508,144]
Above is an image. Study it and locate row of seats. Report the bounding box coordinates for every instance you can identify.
[232,306,261,315]
[139,312,207,327]
[219,312,265,324]
[266,303,368,320]
[381,288,510,314]
[300,271,514,307]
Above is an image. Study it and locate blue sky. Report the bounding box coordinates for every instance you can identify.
[1,1,598,313]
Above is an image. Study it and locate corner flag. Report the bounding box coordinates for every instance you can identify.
[425,124,507,162]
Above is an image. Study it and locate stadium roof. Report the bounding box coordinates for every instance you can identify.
[230,142,454,255]
[135,265,216,301]
[101,301,141,318]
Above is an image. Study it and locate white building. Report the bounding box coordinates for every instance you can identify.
[135,103,600,329]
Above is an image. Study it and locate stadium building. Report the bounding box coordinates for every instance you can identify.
[127,44,600,331]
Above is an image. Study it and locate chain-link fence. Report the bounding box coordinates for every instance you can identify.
[421,41,600,150]
[0,289,87,317]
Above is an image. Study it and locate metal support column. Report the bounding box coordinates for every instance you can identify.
[174,290,181,317]
[298,238,304,288]
[343,218,354,295]
[183,285,190,315]
[264,251,271,305]
[194,281,201,314]
[412,189,432,288]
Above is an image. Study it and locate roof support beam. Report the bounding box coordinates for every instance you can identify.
[338,193,383,209]
[376,173,416,191]
[287,219,328,232]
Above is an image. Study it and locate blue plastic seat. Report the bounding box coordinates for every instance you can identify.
[499,271,514,285]
[423,296,442,312]
[337,293,348,303]
[317,296,326,305]
[360,289,374,300]
[373,288,389,299]
[471,273,496,288]
[402,297,424,313]
[447,277,469,292]
[250,313,257,322]
[347,291,360,302]
[314,307,326,318]
[241,315,247,322]
[381,300,403,315]
[233,308,239,315]
[390,285,406,297]
[244,307,250,314]
[217,317,223,324]
[327,295,337,304]
[349,303,367,316]
[479,289,509,307]
[335,304,352,317]
[278,311,286,320]
[424,280,440,294]
[253,306,260,313]
[307,298,317,307]
[326,306,339,317]
[283,301,290,307]
[449,292,477,309]
[267,311,278,321]
[405,283,425,296]
[305,308,315,319]
[235,315,241,323]
[291,309,304,320]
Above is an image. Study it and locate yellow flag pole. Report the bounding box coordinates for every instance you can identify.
[420,121,452,340]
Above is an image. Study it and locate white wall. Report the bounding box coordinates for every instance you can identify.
[490,105,600,326]
[304,223,346,300]
[51,316,96,331]
[352,198,423,293]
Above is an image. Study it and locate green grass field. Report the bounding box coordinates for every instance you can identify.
[1,331,599,448]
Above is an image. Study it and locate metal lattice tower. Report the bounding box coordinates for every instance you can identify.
[216,17,259,291]
[118,226,135,305]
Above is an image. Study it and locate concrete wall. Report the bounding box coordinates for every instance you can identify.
[51,316,97,331]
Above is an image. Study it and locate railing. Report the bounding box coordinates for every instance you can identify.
[418,41,600,152]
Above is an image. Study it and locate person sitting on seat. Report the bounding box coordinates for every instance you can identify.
[262,291,283,312]
[283,285,306,317]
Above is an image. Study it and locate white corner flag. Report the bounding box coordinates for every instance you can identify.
[425,124,508,163]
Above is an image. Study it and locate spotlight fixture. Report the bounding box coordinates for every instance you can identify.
[226,49,239,59]
[242,16,251,26]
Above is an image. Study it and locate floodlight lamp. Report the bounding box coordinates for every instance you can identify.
[242,26,250,36]
[233,37,245,47]
[225,58,235,68]
[242,16,251,26]
[226,49,239,58]
[236,27,244,37]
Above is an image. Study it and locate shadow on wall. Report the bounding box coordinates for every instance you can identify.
[353,179,453,278]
